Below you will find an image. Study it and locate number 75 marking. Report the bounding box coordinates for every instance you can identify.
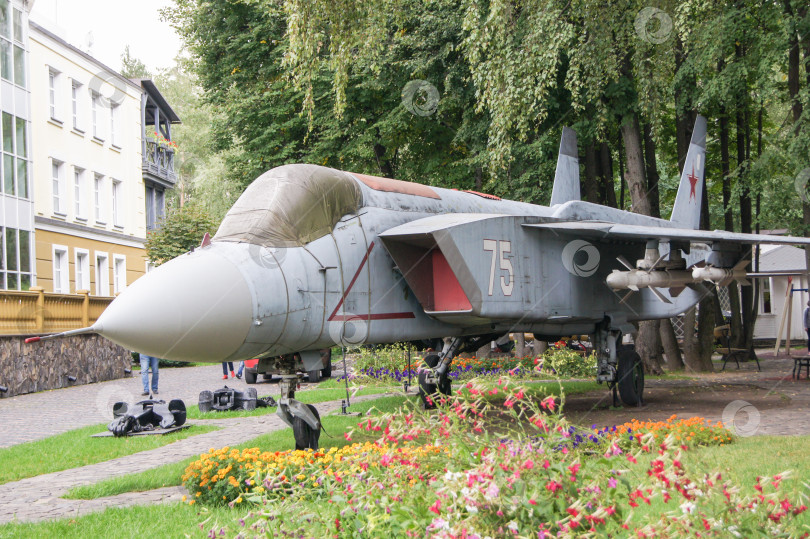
[483,239,514,296]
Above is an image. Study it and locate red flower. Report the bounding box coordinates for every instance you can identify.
[429,499,441,515]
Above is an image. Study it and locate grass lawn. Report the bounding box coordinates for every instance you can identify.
[63,395,412,500]
[0,503,240,539]
[0,424,219,486]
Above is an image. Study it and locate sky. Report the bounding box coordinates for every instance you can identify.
[30,0,182,73]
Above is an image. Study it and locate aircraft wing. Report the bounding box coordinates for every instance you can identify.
[523,222,810,246]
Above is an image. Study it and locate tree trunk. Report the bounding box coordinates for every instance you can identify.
[618,137,626,210]
[636,320,664,374]
[696,296,717,371]
[474,165,483,191]
[681,307,699,371]
[674,35,693,171]
[599,141,618,208]
[583,143,602,203]
[620,112,663,372]
[719,102,745,348]
[660,318,684,370]
[620,114,652,216]
[514,333,526,359]
[642,123,660,218]
[734,44,756,359]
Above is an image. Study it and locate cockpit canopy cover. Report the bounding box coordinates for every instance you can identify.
[214,164,364,247]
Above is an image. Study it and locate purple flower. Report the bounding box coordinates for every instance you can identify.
[608,478,617,488]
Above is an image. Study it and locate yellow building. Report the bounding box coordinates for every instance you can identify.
[28,22,179,295]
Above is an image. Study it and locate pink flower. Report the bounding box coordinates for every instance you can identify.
[545,480,562,493]
[542,460,550,469]
[344,432,352,441]
[515,389,525,399]
[429,499,441,515]
[608,478,617,488]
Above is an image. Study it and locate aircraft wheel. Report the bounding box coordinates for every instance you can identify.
[438,372,452,396]
[169,399,187,426]
[423,353,440,369]
[308,368,322,383]
[418,370,438,410]
[198,390,213,413]
[292,404,321,450]
[242,388,258,411]
[245,370,257,384]
[321,349,332,379]
[617,347,644,407]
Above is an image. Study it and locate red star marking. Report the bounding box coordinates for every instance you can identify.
[687,164,698,201]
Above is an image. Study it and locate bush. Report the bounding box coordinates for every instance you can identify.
[351,343,412,372]
[541,348,597,378]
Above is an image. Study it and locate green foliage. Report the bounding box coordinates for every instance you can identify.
[352,343,411,372]
[119,45,151,78]
[542,348,598,378]
[144,205,216,265]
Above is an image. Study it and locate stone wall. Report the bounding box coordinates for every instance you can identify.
[0,335,131,398]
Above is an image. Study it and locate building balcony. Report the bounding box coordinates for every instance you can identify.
[142,139,177,186]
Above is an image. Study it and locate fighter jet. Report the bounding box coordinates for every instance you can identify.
[28,115,810,450]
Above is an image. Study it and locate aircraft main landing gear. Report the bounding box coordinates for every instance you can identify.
[276,373,321,450]
[593,322,644,407]
[418,352,452,409]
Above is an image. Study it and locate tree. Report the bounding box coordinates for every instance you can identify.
[166,0,810,372]
[120,45,151,78]
[144,205,216,265]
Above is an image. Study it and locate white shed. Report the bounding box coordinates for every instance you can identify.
[753,245,808,342]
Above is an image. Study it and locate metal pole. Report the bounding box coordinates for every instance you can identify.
[342,345,350,408]
[406,342,412,392]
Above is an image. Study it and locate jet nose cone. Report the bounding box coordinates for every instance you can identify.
[97,249,253,362]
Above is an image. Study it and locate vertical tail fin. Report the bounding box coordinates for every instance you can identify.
[550,127,580,206]
[670,115,707,229]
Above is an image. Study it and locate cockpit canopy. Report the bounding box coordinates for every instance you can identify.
[214,164,364,247]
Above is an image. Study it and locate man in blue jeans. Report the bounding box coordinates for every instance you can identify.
[140,354,159,395]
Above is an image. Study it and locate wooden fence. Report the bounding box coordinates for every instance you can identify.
[0,287,113,335]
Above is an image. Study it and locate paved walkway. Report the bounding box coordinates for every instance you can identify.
[0,363,336,448]
[0,393,382,524]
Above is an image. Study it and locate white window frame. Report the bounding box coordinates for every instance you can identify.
[111,178,123,227]
[95,251,109,296]
[94,173,104,224]
[74,248,90,292]
[73,167,86,220]
[761,277,773,315]
[91,91,103,140]
[51,159,65,216]
[48,68,60,121]
[109,103,120,148]
[113,254,126,294]
[52,245,69,293]
[71,79,83,132]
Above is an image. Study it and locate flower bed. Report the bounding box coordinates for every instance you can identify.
[606,415,733,449]
[192,376,808,537]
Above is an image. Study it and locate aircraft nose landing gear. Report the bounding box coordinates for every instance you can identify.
[276,374,321,450]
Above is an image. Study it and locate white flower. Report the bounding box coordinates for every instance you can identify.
[443,471,462,482]
[507,521,518,532]
[466,504,479,514]
[680,501,697,514]
[429,517,449,530]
